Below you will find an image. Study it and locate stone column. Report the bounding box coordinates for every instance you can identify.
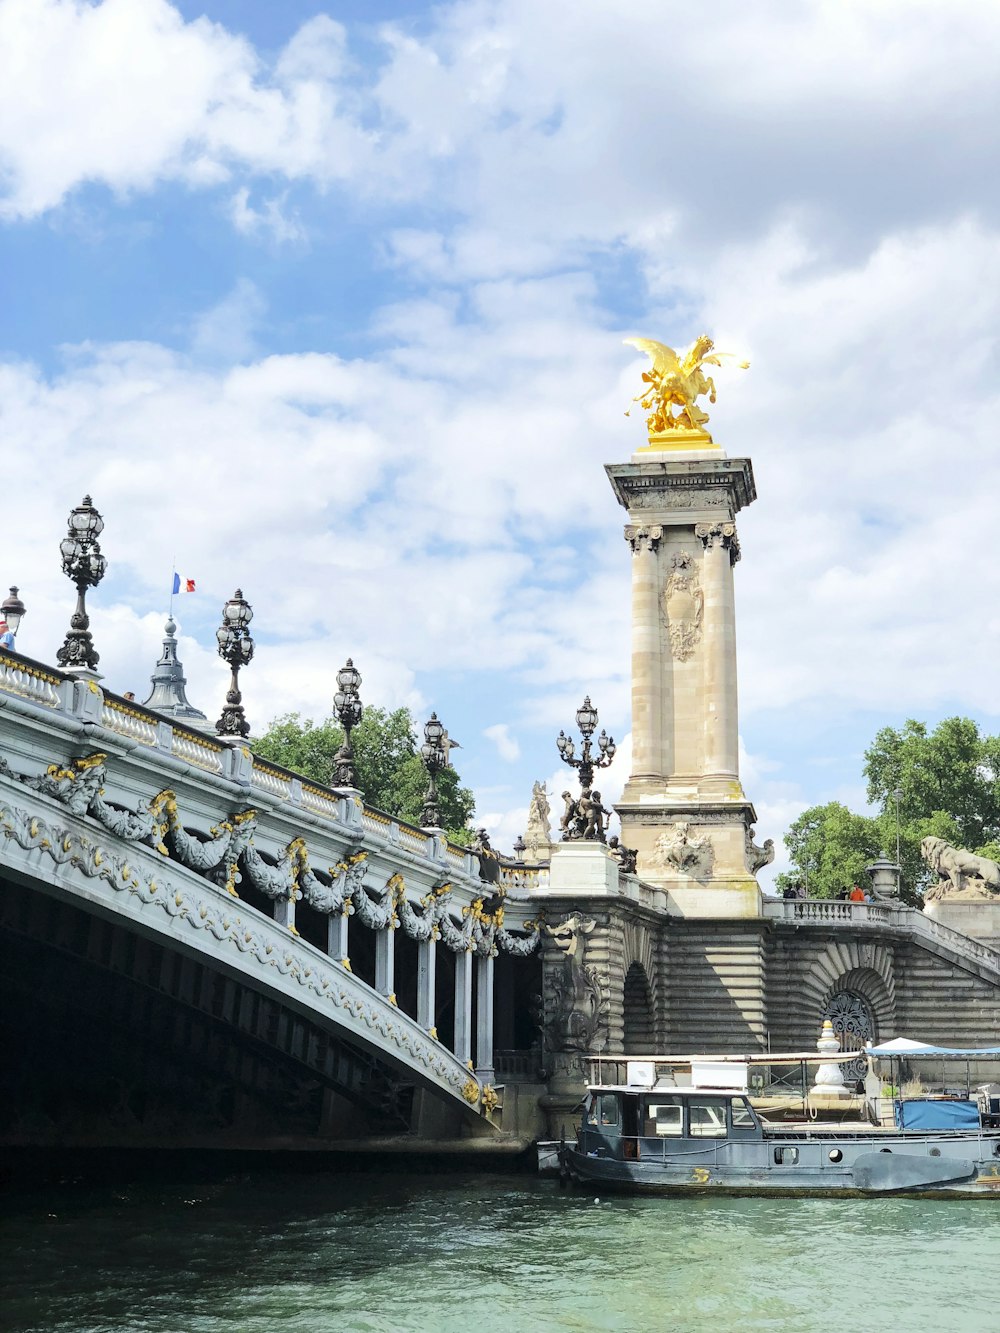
[417,937,437,1033]
[696,522,740,787]
[475,953,495,1083]
[625,525,663,781]
[375,925,395,1001]
[328,912,349,964]
[273,895,295,932]
[453,949,473,1065]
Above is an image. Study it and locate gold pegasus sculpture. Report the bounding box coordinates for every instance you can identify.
[624,334,748,440]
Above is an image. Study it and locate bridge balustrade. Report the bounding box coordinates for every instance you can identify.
[0,648,540,1116]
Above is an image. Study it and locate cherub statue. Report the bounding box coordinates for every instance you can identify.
[559,790,580,840]
[583,789,613,842]
[624,334,748,437]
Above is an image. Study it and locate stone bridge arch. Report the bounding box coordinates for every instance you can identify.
[615,915,661,1053]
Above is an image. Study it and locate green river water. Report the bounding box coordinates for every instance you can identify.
[2,1161,998,1333]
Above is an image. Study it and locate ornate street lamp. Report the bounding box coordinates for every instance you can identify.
[420,711,447,828]
[215,589,255,737]
[556,694,615,791]
[513,832,526,859]
[56,496,107,672]
[332,657,363,788]
[1,586,26,640]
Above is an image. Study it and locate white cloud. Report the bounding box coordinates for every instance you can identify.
[483,723,520,762]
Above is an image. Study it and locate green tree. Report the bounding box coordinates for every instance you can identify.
[776,802,882,899]
[779,717,1000,903]
[864,717,1000,851]
[254,706,476,841]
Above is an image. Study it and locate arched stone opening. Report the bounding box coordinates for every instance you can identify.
[623,962,655,1054]
[822,966,893,1083]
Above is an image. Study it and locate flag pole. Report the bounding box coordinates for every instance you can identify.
[169,557,176,618]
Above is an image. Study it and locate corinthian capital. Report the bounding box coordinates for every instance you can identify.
[624,524,663,554]
[695,522,740,564]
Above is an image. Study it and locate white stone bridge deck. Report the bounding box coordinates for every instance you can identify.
[0,649,540,1144]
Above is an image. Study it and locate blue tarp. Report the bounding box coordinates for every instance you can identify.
[896,1099,980,1130]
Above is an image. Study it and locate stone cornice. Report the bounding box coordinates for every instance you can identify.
[605,456,756,518]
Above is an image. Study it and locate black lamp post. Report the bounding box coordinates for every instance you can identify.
[513,832,526,859]
[215,589,255,737]
[332,657,363,788]
[420,712,447,828]
[556,694,616,790]
[56,496,107,672]
[1,586,26,642]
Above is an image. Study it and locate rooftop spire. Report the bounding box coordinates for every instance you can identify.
[143,616,208,725]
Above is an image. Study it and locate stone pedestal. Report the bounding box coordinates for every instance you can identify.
[606,447,762,916]
[924,898,1000,949]
[546,841,620,896]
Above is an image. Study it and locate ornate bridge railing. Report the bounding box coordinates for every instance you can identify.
[0,649,540,1119]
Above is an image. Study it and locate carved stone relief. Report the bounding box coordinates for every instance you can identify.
[649,821,715,878]
[662,550,703,662]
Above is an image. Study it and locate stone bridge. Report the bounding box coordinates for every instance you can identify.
[0,651,541,1152]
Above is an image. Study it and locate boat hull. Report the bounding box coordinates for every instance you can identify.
[561,1140,1000,1198]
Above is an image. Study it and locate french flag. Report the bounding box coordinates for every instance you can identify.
[171,574,196,594]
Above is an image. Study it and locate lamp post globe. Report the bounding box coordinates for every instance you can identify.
[420,712,448,828]
[332,657,364,789]
[215,589,255,738]
[1,586,26,639]
[56,495,107,674]
[556,695,615,839]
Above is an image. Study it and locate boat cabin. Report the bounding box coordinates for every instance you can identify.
[582,1086,763,1158]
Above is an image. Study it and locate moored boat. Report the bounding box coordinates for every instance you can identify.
[560,1041,1000,1197]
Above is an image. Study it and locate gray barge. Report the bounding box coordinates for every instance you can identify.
[560,1041,1000,1198]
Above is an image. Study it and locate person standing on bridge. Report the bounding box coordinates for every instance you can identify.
[0,619,15,653]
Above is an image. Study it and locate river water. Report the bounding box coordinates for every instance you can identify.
[2,1160,998,1333]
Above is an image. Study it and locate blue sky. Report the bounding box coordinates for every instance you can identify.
[2,0,1000,886]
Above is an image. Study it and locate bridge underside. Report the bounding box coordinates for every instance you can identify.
[0,878,485,1151]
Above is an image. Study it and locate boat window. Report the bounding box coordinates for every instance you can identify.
[688,1101,727,1137]
[774,1146,799,1165]
[644,1099,684,1137]
[730,1099,756,1130]
[585,1094,620,1127]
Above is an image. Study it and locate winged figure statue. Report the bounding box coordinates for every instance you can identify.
[624,334,748,437]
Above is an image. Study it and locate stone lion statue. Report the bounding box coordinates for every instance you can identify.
[920,836,1000,901]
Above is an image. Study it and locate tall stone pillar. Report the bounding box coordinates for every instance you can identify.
[627,524,664,781]
[606,439,762,918]
[697,521,740,788]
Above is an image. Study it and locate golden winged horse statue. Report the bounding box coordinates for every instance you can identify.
[624,334,748,437]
